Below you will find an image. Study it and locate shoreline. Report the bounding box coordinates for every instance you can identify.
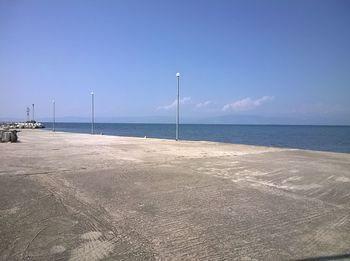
[37,122,350,154]
[39,128,350,155]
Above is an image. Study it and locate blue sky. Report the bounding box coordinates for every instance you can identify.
[1,0,349,124]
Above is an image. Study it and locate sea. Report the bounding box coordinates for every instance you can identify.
[43,122,350,153]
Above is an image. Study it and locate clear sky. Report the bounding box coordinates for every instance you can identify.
[1,0,349,124]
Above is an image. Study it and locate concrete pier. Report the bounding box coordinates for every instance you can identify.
[0,129,349,260]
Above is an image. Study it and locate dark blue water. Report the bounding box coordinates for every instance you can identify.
[43,123,350,153]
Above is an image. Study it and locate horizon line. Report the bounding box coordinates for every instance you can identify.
[3,121,348,127]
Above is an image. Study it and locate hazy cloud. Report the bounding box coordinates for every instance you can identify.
[223,96,274,112]
[158,97,191,110]
[196,100,214,109]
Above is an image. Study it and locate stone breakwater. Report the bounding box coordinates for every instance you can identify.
[0,121,45,129]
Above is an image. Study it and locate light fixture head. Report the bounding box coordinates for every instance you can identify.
[176,72,180,77]
[91,91,94,95]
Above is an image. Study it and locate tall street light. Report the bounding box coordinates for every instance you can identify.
[176,72,180,141]
[91,91,94,134]
[32,104,35,122]
[26,107,30,122]
[52,100,55,132]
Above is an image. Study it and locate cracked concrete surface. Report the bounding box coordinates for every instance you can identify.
[0,129,349,260]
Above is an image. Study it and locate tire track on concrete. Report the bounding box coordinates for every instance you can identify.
[233,211,325,236]
[300,212,350,253]
[32,174,156,260]
[235,176,350,210]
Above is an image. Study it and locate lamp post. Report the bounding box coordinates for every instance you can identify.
[26,107,30,122]
[52,100,55,132]
[91,91,94,134]
[176,72,180,141]
[32,104,35,122]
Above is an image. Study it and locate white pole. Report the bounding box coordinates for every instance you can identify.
[52,100,55,132]
[176,72,180,141]
[32,104,35,122]
[91,91,94,134]
[26,107,30,122]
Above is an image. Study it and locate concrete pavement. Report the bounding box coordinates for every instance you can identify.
[0,129,349,260]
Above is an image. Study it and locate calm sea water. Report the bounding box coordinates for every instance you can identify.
[43,123,350,153]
